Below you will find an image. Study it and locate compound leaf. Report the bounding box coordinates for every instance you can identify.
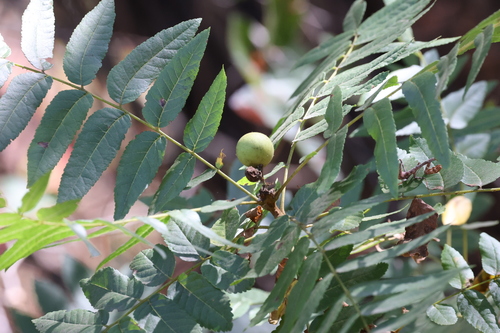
[107,19,201,104]
[58,108,131,203]
[63,0,115,86]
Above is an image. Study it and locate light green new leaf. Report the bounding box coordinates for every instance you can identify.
[465,24,493,96]
[315,126,347,193]
[107,19,201,104]
[343,0,366,32]
[130,244,175,287]
[458,153,500,187]
[443,81,487,130]
[364,98,398,196]
[427,304,458,325]
[280,252,322,332]
[33,309,107,333]
[173,272,233,331]
[402,72,450,168]
[63,0,115,86]
[184,69,226,152]
[58,108,131,203]
[21,0,54,70]
[162,213,210,261]
[19,172,50,214]
[96,224,153,270]
[479,233,500,276]
[37,200,79,221]
[114,131,166,220]
[250,236,309,326]
[134,294,202,333]
[458,289,500,333]
[0,224,74,270]
[80,267,143,312]
[324,86,343,138]
[441,244,474,289]
[435,44,459,98]
[0,73,52,152]
[142,29,209,128]
[27,90,93,187]
[150,153,195,213]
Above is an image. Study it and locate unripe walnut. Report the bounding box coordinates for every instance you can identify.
[236,132,274,167]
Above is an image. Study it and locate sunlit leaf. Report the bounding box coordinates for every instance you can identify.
[441,244,474,289]
[458,289,500,333]
[479,233,500,276]
[33,309,107,333]
[427,304,458,325]
[130,244,175,287]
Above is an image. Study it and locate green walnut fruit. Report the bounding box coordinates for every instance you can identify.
[236,132,274,167]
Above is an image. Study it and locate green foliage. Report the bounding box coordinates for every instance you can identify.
[1,0,500,332]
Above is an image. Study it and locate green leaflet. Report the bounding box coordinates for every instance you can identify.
[250,236,310,326]
[114,131,166,220]
[427,304,458,326]
[315,126,347,193]
[80,267,143,312]
[458,289,500,333]
[173,272,233,331]
[279,252,323,332]
[458,153,500,187]
[20,0,54,70]
[479,233,500,276]
[0,73,52,152]
[142,29,209,128]
[443,81,487,130]
[402,72,451,168]
[324,86,343,138]
[201,250,252,292]
[19,171,50,214]
[108,317,144,333]
[130,244,175,287]
[27,90,93,187]
[161,213,210,261]
[37,200,79,222]
[96,224,154,270]
[435,43,458,98]
[150,152,196,213]
[107,19,201,105]
[364,98,398,196]
[183,69,226,152]
[58,108,131,203]
[459,9,500,54]
[336,225,448,273]
[465,24,493,96]
[33,309,108,333]
[134,294,202,333]
[63,0,115,86]
[441,245,474,289]
[0,59,12,88]
[343,0,366,32]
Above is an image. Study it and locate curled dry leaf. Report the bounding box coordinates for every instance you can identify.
[399,198,438,263]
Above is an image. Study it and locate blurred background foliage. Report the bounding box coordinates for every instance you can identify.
[0,0,499,332]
